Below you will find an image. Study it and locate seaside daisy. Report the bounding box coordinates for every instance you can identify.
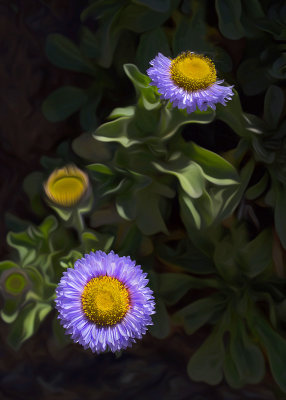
[147,51,234,113]
[55,251,155,353]
[44,165,89,208]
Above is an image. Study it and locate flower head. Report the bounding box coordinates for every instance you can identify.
[44,165,89,208]
[55,251,155,353]
[147,51,234,113]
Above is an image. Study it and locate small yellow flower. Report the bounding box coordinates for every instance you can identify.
[44,165,89,207]
[0,268,30,297]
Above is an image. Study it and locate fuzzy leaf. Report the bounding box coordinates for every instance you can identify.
[252,314,286,393]
[264,85,284,129]
[46,34,96,75]
[174,296,225,334]
[136,27,171,73]
[215,0,244,39]
[184,142,239,185]
[42,86,87,122]
[7,302,52,350]
[274,184,286,250]
[188,327,225,384]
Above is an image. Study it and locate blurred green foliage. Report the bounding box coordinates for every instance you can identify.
[2,0,286,396]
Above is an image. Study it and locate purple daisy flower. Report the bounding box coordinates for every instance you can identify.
[55,250,155,353]
[147,51,234,113]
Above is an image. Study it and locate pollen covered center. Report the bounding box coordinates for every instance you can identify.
[44,165,88,207]
[81,276,130,325]
[52,176,85,203]
[170,52,217,92]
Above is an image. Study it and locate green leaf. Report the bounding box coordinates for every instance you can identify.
[264,85,284,129]
[215,0,244,39]
[133,0,170,13]
[240,0,265,38]
[213,239,240,282]
[174,296,225,335]
[52,316,70,347]
[136,27,171,73]
[42,86,87,122]
[72,133,112,162]
[79,26,100,59]
[80,0,124,21]
[7,231,36,265]
[173,3,232,71]
[173,6,211,55]
[154,160,205,198]
[179,190,213,231]
[209,158,255,224]
[38,216,58,239]
[81,231,114,253]
[23,172,46,217]
[116,182,169,235]
[254,11,286,40]
[118,3,175,33]
[87,163,113,175]
[269,54,286,80]
[131,104,160,136]
[123,64,160,109]
[80,1,126,66]
[188,327,225,384]
[223,350,244,388]
[51,206,72,222]
[274,183,286,250]
[159,106,215,141]
[213,46,233,73]
[5,213,30,233]
[109,106,135,119]
[59,250,83,269]
[79,97,101,131]
[89,9,122,68]
[237,58,269,96]
[116,190,139,222]
[240,229,273,277]
[158,273,191,305]
[148,271,170,339]
[116,225,142,258]
[148,297,170,339]
[46,34,96,75]
[184,142,239,185]
[0,260,18,273]
[158,273,216,305]
[252,292,278,328]
[1,298,20,323]
[156,239,215,275]
[216,90,248,138]
[252,314,286,393]
[244,113,266,137]
[94,117,139,148]
[245,173,269,200]
[7,302,52,350]
[228,318,265,385]
[25,266,45,297]
[139,183,172,229]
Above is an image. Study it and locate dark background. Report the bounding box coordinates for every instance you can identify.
[0,1,84,260]
[0,1,283,399]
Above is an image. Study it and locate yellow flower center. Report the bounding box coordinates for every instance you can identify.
[170,52,217,92]
[81,276,130,325]
[44,165,88,207]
